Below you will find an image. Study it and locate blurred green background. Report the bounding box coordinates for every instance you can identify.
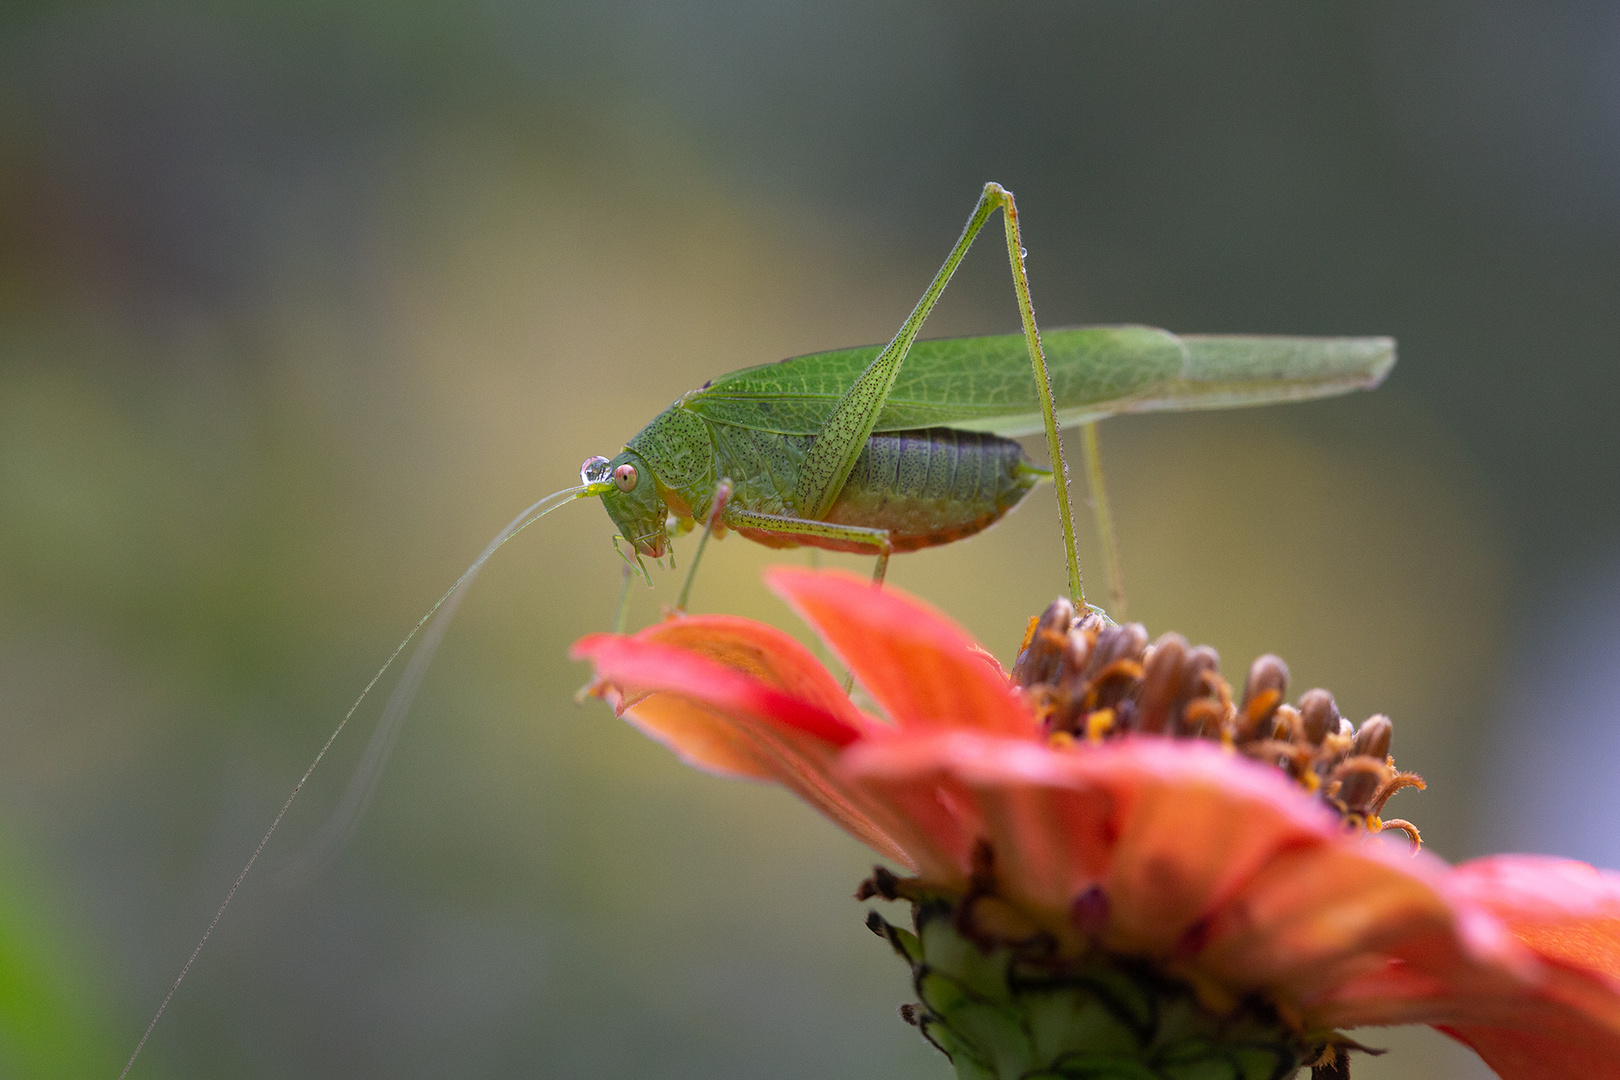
[2,3,1617,1077]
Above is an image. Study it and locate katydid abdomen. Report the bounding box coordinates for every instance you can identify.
[754,428,1044,554]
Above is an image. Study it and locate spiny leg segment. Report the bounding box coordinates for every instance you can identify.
[721,505,894,586]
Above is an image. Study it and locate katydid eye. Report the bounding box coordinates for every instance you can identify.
[612,463,638,492]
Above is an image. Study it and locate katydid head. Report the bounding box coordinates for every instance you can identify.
[584,451,668,558]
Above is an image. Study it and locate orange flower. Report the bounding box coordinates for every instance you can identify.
[572,568,1620,1080]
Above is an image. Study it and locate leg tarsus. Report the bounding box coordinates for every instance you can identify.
[612,534,654,587]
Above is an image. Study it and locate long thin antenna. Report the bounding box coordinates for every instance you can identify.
[119,482,597,1079]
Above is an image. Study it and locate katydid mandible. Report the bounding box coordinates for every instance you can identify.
[119,183,1394,1079]
[589,181,1394,615]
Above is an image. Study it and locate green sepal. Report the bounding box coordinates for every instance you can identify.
[870,894,1317,1080]
[868,909,926,965]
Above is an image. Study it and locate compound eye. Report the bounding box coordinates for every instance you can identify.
[612,463,638,492]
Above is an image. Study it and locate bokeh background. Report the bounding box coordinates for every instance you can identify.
[2,3,1618,1077]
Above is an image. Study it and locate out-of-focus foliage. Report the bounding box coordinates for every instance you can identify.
[0,831,124,1077]
[1,3,1614,1078]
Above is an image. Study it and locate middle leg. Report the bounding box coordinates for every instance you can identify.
[723,506,894,586]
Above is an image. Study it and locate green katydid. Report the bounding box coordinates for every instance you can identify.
[589,182,1392,616]
[119,183,1392,1078]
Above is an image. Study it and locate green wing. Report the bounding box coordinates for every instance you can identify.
[682,325,1394,437]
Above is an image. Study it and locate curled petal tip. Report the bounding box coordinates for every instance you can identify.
[765,566,1035,736]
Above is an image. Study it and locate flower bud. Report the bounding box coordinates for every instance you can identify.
[1241,654,1289,729]
[1013,598,1074,687]
[1352,715,1393,760]
[1086,622,1149,677]
[1137,633,1188,735]
[1333,758,1390,814]
[1299,689,1340,746]
[1175,645,1221,736]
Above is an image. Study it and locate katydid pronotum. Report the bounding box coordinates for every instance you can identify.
[120,183,1393,1077]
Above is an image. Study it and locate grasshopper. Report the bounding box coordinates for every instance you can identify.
[120,183,1392,1077]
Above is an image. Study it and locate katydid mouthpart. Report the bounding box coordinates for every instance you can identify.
[119,183,1393,1078]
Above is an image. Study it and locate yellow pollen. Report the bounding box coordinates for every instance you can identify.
[1244,688,1282,726]
[1018,614,1040,655]
[1032,697,1055,727]
[1086,709,1116,744]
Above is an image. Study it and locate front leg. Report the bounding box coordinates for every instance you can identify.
[723,506,894,586]
[675,478,733,613]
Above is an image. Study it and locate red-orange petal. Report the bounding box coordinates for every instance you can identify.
[1092,742,1349,957]
[765,567,1035,736]
[1197,841,1463,1011]
[570,628,911,865]
[1427,856,1620,1078]
[572,615,856,780]
[1437,1024,1620,1080]
[836,733,1049,890]
[573,633,863,747]
[1448,856,1620,983]
[631,614,869,729]
[842,734,1356,953]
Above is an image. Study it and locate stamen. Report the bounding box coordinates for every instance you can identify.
[1377,818,1423,850]
[1012,600,1424,840]
[1371,772,1426,814]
